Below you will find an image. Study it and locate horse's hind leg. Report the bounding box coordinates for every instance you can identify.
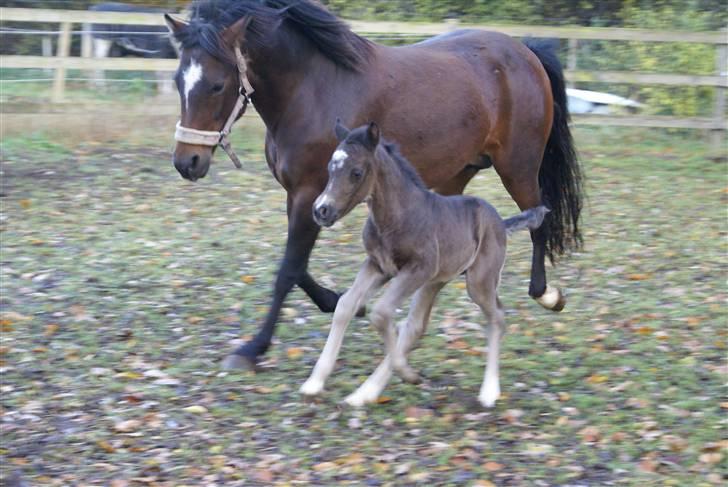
[465,239,507,408]
[391,281,445,384]
[492,146,565,311]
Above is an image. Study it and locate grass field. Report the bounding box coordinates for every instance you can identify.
[0,120,725,486]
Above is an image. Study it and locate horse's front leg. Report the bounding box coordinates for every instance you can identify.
[300,259,387,396]
[222,188,322,370]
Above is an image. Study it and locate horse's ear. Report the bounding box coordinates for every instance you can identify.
[366,122,380,149]
[334,118,350,141]
[164,14,188,35]
[222,16,252,47]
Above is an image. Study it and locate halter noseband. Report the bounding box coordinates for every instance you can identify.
[174,46,254,169]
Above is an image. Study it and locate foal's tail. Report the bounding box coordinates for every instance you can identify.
[504,206,550,236]
[524,40,584,263]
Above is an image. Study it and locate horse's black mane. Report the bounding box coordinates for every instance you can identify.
[174,0,372,70]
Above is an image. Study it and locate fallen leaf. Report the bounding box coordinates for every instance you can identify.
[187,316,204,325]
[626,273,651,281]
[503,409,524,424]
[699,452,723,464]
[579,426,601,443]
[312,462,337,472]
[483,461,503,472]
[183,405,208,414]
[286,347,303,359]
[473,481,496,487]
[113,419,142,433]
[586,374,608,384]
[241,275,255,284]
[405,406,434,421]
[44,323,60,336]
[97,440,116,453]
[375,396,392,404]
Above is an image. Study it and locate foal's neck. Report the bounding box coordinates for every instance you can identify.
[368,148,427,230]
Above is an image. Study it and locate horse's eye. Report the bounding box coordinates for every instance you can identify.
[211,83,225,94]
[351,168,363,182]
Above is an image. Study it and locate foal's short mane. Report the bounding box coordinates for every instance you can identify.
[381,141,428,191]
[173,0,373,70]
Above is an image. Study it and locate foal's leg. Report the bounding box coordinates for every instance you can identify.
[465,242,507,408]
[223,188,325,370]
[300,260,387,396]
[344,269,430,406]
[391,281,445,384]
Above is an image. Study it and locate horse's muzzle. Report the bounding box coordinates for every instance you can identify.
[173,147,211,181]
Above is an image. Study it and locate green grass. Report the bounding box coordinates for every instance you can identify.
[0,123,725,486]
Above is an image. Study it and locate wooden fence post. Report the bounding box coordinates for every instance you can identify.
[52,21,72,103]
[711,43,727,157]
[41,36,53,76]
[567,38,578,89]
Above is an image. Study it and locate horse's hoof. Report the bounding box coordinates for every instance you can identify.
[221,354,258,372]
[534,285,566,312]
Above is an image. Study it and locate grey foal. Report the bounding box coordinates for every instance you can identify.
[300,121,548,407]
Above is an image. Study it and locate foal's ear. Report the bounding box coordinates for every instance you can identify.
[365,122,380,149]
[222,16,253,47]
[164,14,188,35]
[334,118,350,142]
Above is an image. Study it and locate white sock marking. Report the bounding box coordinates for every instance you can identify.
[182,60,203,112]
[537,284,561,309]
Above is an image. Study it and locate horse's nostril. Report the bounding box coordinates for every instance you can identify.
[318,205,329,218]
[190,155,200,170]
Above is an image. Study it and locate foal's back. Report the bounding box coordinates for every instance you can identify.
[425,193,507,281]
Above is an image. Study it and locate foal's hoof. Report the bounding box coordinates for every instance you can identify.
[534,285,566,312]
[394,365,421,384]
[221,353,258,372]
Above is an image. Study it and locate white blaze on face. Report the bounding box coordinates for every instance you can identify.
[314,193,330,213]
[331,149,348,170]
[182,60,203,112]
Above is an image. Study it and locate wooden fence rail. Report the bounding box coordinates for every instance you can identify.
[1,7,726,149]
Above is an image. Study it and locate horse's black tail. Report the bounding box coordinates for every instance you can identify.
[524,40,584,263]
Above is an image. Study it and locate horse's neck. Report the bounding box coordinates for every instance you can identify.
[246,30,334,131]
[368,151,425,231]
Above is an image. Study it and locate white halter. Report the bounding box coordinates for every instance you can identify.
[174,47,254,169]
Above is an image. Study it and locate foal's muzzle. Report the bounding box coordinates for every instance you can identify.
[313,203,337,227]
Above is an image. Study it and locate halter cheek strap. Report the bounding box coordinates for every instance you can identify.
[174,46,254,169]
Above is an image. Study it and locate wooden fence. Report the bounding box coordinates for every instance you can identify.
[1,7,726,149]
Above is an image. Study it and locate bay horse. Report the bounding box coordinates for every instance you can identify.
[301,121,549,407]
[164,0,583,370]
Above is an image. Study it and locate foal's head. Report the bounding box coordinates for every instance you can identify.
[313,121,380,227]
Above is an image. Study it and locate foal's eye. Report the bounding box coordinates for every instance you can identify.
[350,168,363,182]
[210,83,225,94]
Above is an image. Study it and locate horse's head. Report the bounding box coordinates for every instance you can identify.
[165,14,251,181]
[314,120,380,227]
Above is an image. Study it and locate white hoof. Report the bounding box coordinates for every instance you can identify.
[479,382,501,408]
[344,383,380,407]
[535,285,566,312]
[299,378,325,396]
